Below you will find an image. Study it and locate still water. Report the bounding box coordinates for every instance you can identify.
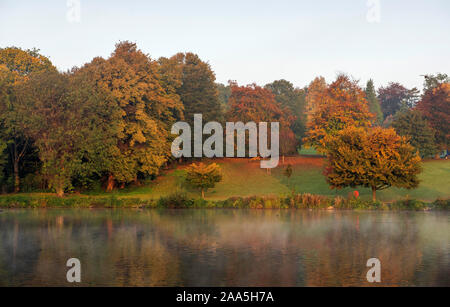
[0,209,448,286]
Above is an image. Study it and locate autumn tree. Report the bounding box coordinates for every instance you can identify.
[324,126,422,201]
[391,109,437,158]
[78,41,183,191]
[365,79,383,124]
[416,82,449,150]
[14,70,117,196]
[303,74,373,153]
[226,83,295,161]
[305,76,327,124]
[185,162,222,198]
[265,79,307,149]
[0,47,56,192]
[378,82,419,118]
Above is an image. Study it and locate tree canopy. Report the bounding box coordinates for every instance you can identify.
[391,109,436,158]
[76,41,183,191]
[365,79,383,124]
[185,162,222,198]
[303,74,373,153]
[324,126,422,201]
[416,82,450,150]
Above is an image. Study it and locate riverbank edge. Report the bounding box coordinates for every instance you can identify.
[0,193,448,210]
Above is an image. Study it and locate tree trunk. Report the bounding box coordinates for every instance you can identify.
[282,155,285,165]
[201,189,205,199]
[56,186,64,197]
[13,159,20,193]
[106,174,115,192]
[372,186,377,202]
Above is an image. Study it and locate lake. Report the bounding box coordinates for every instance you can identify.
[0,209,448,286]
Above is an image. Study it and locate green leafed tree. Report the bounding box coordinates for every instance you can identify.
[78,41,183,191]
[216,82,232,117]
[391,109,437,158]
[265,79,307,149]
[324,126,422,201]
[15,70,119,196]
[365,79,383,124]
[0,138,6,185]
[0,47,56,192]
[185,162,222,198]
[159,52,222,124]
[422,73,449,92]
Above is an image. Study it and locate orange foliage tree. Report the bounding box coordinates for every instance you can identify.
[416,83,450,151]
[303,74,373,153]
[226,83,296,162]
[324,126,422,201]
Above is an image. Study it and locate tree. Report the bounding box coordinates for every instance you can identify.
[185,162,222,198]
[265,79,307,149]
[0,138,6,185]
[14,70,117,196]
[226,83,295,162]
[303,74,373,153]
[283,164,293,190]
[324,126,422,201]
[422,73,449,92]
[216,82,232,116]
[77,41,183,190]
[391,109,437,158]
[159,52,222,124]
[365,79,383,124]
[378,82,419,118]
[0,47,56,192]
[305,76,327,124]
[416,83,449,150]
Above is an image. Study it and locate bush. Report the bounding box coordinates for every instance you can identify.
[0,195,150,208]
[157,192,193,208]
[391,199,427,210]
[0,193,448,210]
[432,198,449,210]
[286,193,330,209]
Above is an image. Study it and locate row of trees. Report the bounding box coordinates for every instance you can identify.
[302,73,448,200]
[0,42,448,197]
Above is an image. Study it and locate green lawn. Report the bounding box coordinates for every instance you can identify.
[101,157,449,202]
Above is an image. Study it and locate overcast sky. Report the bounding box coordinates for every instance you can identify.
[1,0,449,90]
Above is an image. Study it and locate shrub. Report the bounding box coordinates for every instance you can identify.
[432,198,449,210]
[391,199,427,210]
[157,192,193,208]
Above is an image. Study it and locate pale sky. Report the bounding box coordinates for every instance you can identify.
[1,0,449,90]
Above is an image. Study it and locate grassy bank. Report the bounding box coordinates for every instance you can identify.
[0,192,448,210]
[1,157,448,209]
[94,157,450,202]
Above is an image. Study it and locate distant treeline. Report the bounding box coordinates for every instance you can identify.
[0,42,448,196]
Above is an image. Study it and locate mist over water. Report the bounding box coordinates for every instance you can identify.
[0,209,448,286]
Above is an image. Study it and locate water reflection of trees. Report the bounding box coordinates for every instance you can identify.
[0,209,448,286]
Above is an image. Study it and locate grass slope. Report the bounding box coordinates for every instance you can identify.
[1,157,448,202]
[105,157,449,202]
